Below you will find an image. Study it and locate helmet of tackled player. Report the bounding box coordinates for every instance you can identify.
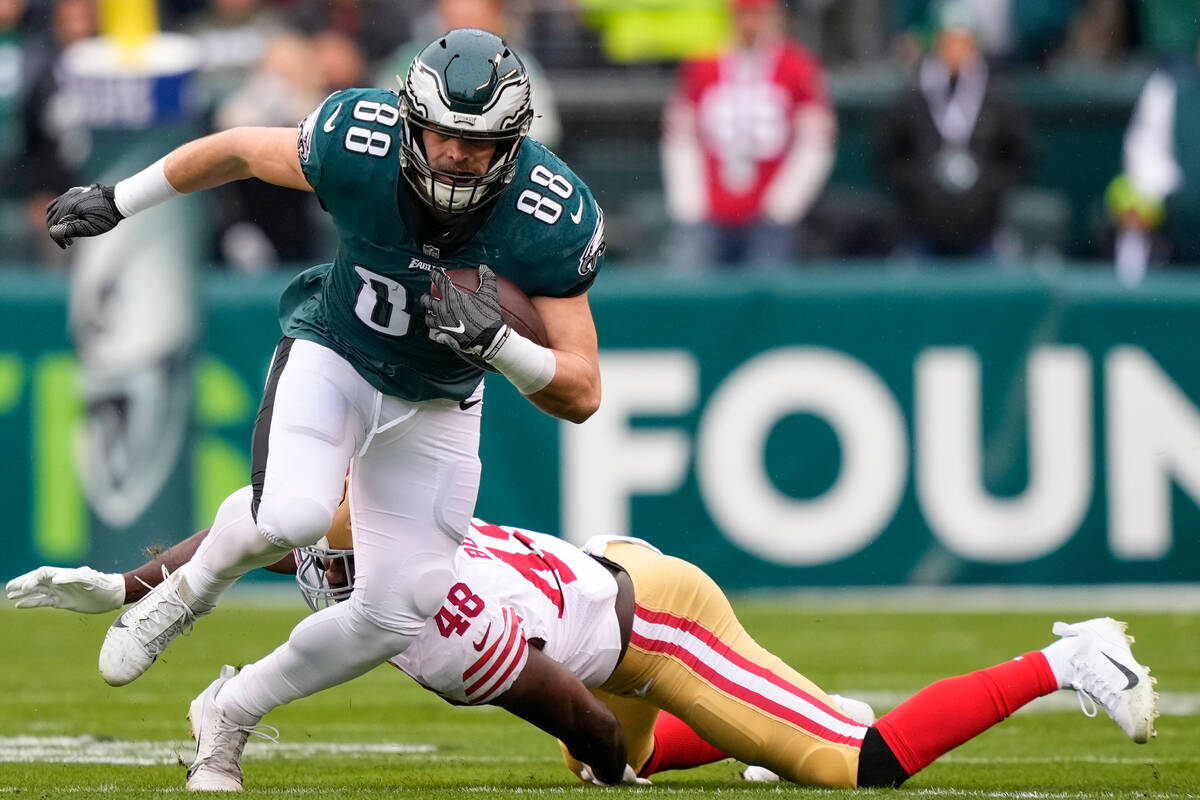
[399,27,534,215]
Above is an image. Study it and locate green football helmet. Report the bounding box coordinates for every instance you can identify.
[400,28,534,214]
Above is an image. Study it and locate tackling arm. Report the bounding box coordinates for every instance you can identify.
[7,523,298,612]
[121,529,298,603]
[492,646,627,785]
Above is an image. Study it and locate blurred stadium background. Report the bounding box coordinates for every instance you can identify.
[2,0,1200,594]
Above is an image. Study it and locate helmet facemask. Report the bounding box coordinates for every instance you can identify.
[294,537,355,612]
[399,28,534,215]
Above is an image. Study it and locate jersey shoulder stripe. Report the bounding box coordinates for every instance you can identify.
[464,608,527,704]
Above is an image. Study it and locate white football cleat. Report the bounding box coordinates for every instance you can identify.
[1052,617,1158,743]
[98,568,204,686]
[187,665,277,792]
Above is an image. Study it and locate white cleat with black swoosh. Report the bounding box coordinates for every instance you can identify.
[1052,617,1158,743]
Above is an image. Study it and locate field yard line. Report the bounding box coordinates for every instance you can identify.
[834,690,1200,717]
[0,736,433,765]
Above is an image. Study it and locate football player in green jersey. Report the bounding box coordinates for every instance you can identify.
[44,28,607,785]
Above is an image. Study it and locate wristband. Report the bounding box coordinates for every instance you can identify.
[487,327,557,395]
[113,157,181,217]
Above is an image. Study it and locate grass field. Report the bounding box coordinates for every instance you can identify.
[1,596,1197,799]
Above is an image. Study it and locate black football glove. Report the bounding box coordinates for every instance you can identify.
[421,265,510,363]
[46,184,124,249]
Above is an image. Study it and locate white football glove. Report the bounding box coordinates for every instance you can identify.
[5,566,125,613]
[579,763,651,787]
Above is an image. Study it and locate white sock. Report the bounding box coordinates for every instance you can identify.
[1040,638,1077,689]
[180,487,291,611]
[216,600,414,721]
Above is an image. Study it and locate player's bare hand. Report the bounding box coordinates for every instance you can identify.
[45,184,124,249]
[5,565,125,613]
[578,763,651,787]
[421,266,508,361]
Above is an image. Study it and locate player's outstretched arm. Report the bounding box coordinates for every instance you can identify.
[493,646,628,785]
[6,565,126,613]
[5,528,214,612]
[47,127,310,249]
[7,526,298,612]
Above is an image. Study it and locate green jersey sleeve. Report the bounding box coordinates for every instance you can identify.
[482,140,607,299]
[297,87,402,205]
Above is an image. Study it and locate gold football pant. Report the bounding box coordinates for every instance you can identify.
[564,541,869,787]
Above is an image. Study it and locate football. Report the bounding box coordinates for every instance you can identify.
[430,268,549,372]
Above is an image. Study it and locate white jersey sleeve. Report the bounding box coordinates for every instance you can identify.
[391,580,529,705]
[389,519,623,704]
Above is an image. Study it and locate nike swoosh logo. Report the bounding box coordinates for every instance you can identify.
[439,321,466,334]
[323,103,343,133]
[570,196,584,224]
[1102,652,1140,690]
[459,397,481,411]
[472,622,493,651]
[633,678,654,697]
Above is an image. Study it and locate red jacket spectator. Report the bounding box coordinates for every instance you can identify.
[661,0,835,267]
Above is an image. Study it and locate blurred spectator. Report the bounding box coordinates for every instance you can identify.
[795,0,889,67]
[1052,0,1135,69]
[214,31,328,130]
[877,1,1030,258]
[0,0,40,262]
[291,0,420,66]
[375,0,561,148]
[181,0,288,112]
[5,0,96,266]
[1109,33,1200,280]
[893,0,1085,69]
[660,0,835,270]
[0,0,31,178]
[209,30,364,270]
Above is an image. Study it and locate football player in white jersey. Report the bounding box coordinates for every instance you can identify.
[8,490,1158,791]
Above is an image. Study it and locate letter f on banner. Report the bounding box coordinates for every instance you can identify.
[561,352,696,544]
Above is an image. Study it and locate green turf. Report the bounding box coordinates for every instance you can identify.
[0,601,1196,799]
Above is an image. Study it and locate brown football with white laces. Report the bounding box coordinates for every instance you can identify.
[430,269,549,371]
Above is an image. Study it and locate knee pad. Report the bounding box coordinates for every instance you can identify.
[256,494,334,548]
[353,553,456,636]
